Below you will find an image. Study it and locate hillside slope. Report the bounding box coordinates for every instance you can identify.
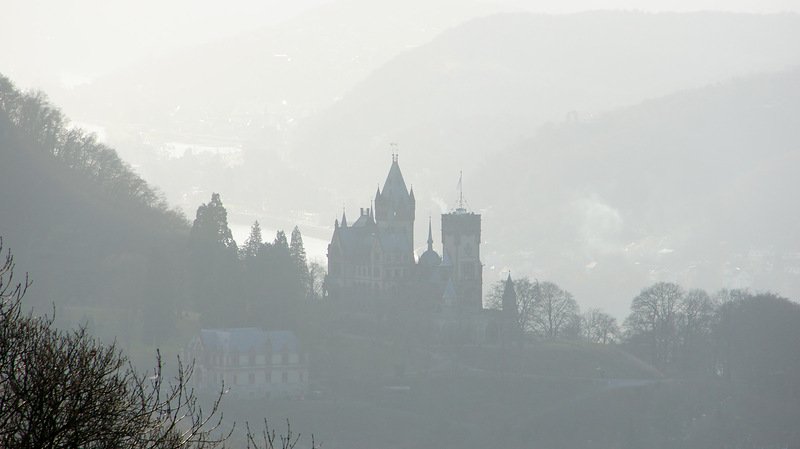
[0,75,188,331]
[475,69,800,315]
[293,11,800,206]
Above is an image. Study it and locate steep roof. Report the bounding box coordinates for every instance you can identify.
[502,273,517,310]
[381,159,410,202]
[200,328,299,353]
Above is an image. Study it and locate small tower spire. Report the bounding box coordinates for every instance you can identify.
[457,170,465,211]
[502,271,517,314]
[427,216,434,251]
[341,207,348,227]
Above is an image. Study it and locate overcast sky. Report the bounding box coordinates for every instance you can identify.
[2,0,799,92]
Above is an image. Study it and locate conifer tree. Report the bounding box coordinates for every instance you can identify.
[274,229,289,251]
[191,193,237,253]
[241,220,264,261]
[289,226,311,295]
[188,193,242,325]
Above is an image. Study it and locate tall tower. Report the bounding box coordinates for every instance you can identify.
[441,172,482,311]
[374,154,416,264]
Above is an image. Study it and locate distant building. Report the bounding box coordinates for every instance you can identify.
[186,328,308,398]
[326,155,517,345]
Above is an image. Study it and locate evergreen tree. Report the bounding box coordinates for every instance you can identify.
[274,229,289,251]
[190,192,237,253]
[289,226,311,296]
[240,220,264,261]
[187,193,242,326]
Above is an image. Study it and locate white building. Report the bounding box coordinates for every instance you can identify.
[186,328,308,398]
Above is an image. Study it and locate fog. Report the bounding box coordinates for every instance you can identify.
[1,1,799,448]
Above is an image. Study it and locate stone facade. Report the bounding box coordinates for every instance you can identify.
[186,328,309,398]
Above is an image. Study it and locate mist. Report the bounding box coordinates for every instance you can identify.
[1,1,799,448]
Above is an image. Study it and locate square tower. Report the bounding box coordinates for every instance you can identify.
[441,209,482,311]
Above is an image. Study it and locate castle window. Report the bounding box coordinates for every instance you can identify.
[249,372,255,384]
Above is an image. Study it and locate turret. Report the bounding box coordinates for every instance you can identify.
[502,273,517,321]
[419,216,442,267]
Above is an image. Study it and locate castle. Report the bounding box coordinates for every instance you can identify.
[326,156,518,344]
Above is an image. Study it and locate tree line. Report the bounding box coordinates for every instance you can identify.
[490,276,800,380]
[0,72,322,348]
[186,192,325,330]
[487,277,619,344]
[0,237,317,448]
[0,74,184,227]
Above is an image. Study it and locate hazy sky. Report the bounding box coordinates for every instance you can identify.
[2,0,798,92]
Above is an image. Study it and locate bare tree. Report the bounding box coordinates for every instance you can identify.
[530,281,579,340]
[245,419,318,449]
[624,282,683,367]
[307,261,327,301]
[582,308,619,344]
[0,238,312,449]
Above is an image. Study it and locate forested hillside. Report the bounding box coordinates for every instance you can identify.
[0,74,187,311]
[0,75,312,355]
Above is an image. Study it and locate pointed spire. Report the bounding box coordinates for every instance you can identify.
[341,208,348,227]
[502,271,517,312]
[457,170,465,212]
[382,154,410,198]
[427,216,434,251]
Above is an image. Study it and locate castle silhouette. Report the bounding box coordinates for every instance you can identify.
[326,156,518,344]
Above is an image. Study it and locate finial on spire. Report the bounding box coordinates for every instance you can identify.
[427,216,434,251]
[458,170,464,210]
[341,206,348,227]
[390,142,398,162]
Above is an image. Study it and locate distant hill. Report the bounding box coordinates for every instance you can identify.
[50,0,504,222]
[292,11,800,205]
[59,0,500,133]
[474,69,800,316]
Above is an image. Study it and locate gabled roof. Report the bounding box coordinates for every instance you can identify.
[351,213,375,228]
[199,328,299,353]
